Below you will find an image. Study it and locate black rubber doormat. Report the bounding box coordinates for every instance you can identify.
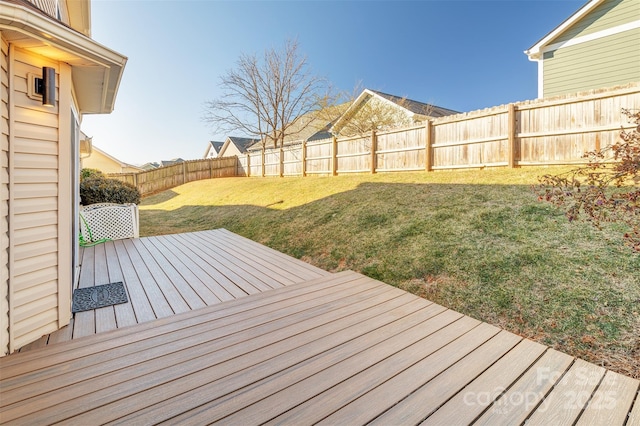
[72,282,128,313]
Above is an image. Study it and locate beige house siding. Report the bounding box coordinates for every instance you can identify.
[551,0,639,44]
[8,47,71,351]
[222,141,246,158]
[543,27,640,96]
[27,0,59,19]
[1,36,9,355]
[81,147,142,174]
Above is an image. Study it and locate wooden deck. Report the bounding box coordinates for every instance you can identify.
[1,230,639,424]
[18,229,329,351]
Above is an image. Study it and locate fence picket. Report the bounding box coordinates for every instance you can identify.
[107,83,638,192]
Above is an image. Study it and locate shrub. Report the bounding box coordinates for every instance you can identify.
[80,177,141,205]
[535,109,640,251]
[80,168,104,181]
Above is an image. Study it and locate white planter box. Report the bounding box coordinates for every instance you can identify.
[80,203,139,242]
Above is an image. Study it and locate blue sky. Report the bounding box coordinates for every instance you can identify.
[82,0,585,165]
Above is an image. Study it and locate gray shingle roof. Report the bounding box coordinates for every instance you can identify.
[370,90,459,117]
[209,141,225,154]
[228,136,261,153]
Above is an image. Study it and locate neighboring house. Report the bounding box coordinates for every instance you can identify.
[331,89,458,137]
[140,162,160,171]
[0,0,126,354]
[81,145,143,174]
[246,108,344,152]
[525,0,640,98]
[220,136,260,156]
[203,140,225,159]
[160,158,184,167]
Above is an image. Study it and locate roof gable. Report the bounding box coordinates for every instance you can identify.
[90,145,143,171]
[331,89,458,136]
[525,0,615,59]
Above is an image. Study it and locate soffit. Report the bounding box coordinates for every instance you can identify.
[0,2,126,114]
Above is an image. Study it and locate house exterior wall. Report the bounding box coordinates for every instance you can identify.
[81,148,139,174]
[2,46,72,353]
[222,141,246,158]
[541,0,640,97]
[27,0,58,19]
[1,36,9,355]
[543,27,640,96]
[552,0,638,43]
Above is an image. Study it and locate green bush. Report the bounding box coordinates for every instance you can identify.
[80,168,104,181]
[80,177,141,205]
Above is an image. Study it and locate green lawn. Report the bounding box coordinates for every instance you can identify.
[139,167,640,378]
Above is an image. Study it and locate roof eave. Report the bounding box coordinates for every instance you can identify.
[331,89,415,133]
[525,0,603,60]
[0,2,127,114]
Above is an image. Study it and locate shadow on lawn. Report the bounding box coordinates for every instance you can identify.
[139,181,640,378]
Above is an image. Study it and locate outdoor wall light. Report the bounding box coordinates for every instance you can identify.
[34,67,56,107]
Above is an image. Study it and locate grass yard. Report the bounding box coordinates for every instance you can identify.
[139,167,640,378]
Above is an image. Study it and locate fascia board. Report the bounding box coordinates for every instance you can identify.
[524,0,603,60]
[0,2,127,113]
[331,89,376,133]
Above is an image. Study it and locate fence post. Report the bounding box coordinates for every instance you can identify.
[279,146,284,177]
[332,136,338,176]
[209,158,213,179]
[302,140,307,177]
[508,103,517,168]
[133,172,138,189]
[261,145,266,177]
[246,153,251,177]
[370,129,377,174]
[182,161,187,184]
[425,120,433,172]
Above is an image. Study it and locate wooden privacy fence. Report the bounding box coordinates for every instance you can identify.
[108,157,237,197]
[237,83,640,177]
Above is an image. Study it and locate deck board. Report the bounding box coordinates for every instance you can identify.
[422,338,548,425]
[18,229,331,349]
[104,241,137,328]
[2,230,638,425]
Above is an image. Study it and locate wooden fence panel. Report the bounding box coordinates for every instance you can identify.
[517,86,640,165]
[283,144,303,176]
[108,84,639,184]
[336,135,370,173]
[263,149,280,177]
[237,155,249,176]
[431,106,510,169]
[305,138,332,175]
[248,151,262,177]
[376,126,425,172]
[108,157,237,197]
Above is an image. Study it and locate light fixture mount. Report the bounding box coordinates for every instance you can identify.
[35,66,56,107]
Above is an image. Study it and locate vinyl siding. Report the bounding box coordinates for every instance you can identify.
[9,48,61,350]
[552,0,640,44]
[82,149,137,174]
[26,0,58,19]
[543,27,640,96]
[1,37,9,355]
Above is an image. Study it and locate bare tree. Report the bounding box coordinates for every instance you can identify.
[204,39,328,149]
